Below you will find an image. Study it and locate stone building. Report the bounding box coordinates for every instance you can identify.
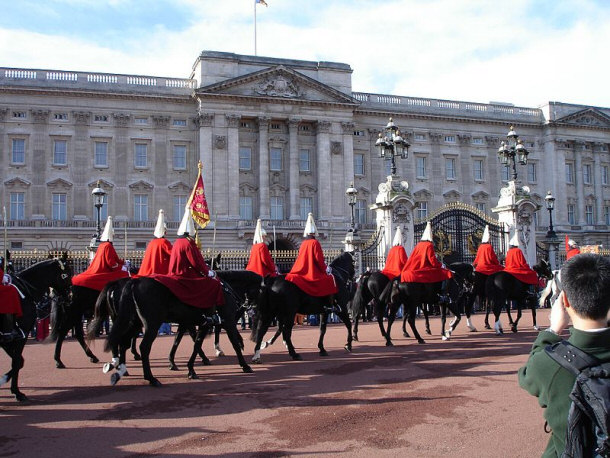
[1,51,609,252]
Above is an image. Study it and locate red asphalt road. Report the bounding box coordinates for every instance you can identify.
[1,310,551,457]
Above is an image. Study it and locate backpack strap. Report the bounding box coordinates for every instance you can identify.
[545,340,600,375]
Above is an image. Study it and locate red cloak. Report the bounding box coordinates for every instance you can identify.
[401,241,453,283]
[72,242,129,291]
[0,267,22,317]
[565,235,581,260]
[136,237,173,277]
[381,245,408,280]
[504,247,539,285]
[152,237,224,309]
[473,243,504,275]
[246,243,278,277]
[285,237,338,297]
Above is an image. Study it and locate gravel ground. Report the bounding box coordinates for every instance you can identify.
[0,309,550,457]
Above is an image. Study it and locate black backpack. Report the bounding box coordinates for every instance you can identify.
[545,340,610,458]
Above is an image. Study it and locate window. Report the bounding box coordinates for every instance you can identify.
[52,193,67,221]
[271,123,281,130]
[355,199,367,224]
[445,158,456,179]
[135,117,148,125]
[472,138,484,145]
[94,114,108,122]
[414,134,426,141]
[567,204,575,225]
[13,111,26,119]
[605,206,610,225]
[353,130,365,137]
[474,160,484,180]
[417,202,428,219]
[444,135,456,143]
[93,195,108,222]
[54,113,67,121]
[566,162,574,183]
[53,140,67,165]
[353,153,364,176]
[240,121,251,128]
[134,194,148,221]
[416,156,426,178]
[94,141,108,167]
[173,119,187,127]
[299,149,311,172]
[300,197,313,220]
[239,196,253,220]
[173,195,187,222]
[239,147,252,170]
[270,196,283,220]
[134,143,147,168]
[586,205,594,225]
[583,164,592,184]
[270,148,282,171]
[173,145,186,169]
[11,139,25,164]
[9,192,24,220]
[603,166,609,185]
[502,164,510,181]
[527,163,537,182]
[475,203,486,213]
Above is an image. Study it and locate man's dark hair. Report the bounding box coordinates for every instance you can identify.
[561,253,610,320]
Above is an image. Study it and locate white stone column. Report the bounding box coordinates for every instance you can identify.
[316,121,331,220]
[258,117,270,219]
[197,112,214,214]
[574,144,585,225]
[594,144,604,225]
[226,114,240,220]
[342,122,355,220]
[288,118,300,220]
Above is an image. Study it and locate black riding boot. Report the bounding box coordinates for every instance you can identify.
[0,314,24,343]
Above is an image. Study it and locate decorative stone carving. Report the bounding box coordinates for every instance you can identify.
[457,134,471,145]
[113,113,130,127]
[317,121,331,134]
[195,112,214,127]
[30,109,50,123]
[4,177,31,188]
[128,180,154,191]
[255,74,301,98]
[152,116,170,128]
[341,122,355,134]
[331,141,342,155]
[46,178,73,189]
[429,132,442,143]
[214,135,227,150]
[226,114,241,128]
[484,136,500,146]
[72,111,90,125]
[0,108,7,122]
[258,116,270,129]
[392,202,411,223]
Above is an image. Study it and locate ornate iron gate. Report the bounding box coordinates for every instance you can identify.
[359,227,385,272]
[413,202,505,264]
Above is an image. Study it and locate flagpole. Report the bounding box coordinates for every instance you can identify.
[3,206,7,265]
[124,220,127,259]
[254,0,257,56]
[211,212,217,261]
[272,224,277,264]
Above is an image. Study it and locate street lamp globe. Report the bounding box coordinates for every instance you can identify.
[92,181,106,241]
[545,190,556,239]
[375,117,410,175]
[346,182,358,231]
[497,125,529,180]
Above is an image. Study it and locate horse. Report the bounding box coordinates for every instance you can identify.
[1,258,72,401]
[539,268,561,309]
[167,270,262,371]
[485,259,553,334]
[349,271,391,343]
[97,276,252,386]
[250,251,355,363]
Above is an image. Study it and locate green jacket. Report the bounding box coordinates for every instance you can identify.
[518,327,610,457]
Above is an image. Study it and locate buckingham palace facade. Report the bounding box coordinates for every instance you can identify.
[1,51,609,252]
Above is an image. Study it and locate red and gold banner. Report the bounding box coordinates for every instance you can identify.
[187,161,210,229]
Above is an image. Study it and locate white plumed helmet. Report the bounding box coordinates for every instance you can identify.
[481,225,490,244]
[421,222,433,242]
[392,227,403,246]
[568,239,577,248]
[177,208,195,236]
[303,213,318,237]
[99,216,114,242]
[253,219,267,245]
[153,209,166,238]
[509,228,520,247]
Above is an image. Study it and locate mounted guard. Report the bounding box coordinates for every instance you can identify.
[380,227,408,280]
[565,235,581,260]
[473,225,504,275]
[401,222,453,285]
[0,258,24,343]
[504,229,539,289]
[246,219,278,278]
[136,209,173,277]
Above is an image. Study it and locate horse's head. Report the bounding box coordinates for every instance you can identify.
[330,251,355,279]
[45,257,73,296]
[206,253,222,270]
[533,258,553,280]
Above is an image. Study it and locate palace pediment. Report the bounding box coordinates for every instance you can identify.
[46,178,73,189]
[196,65,358,106]
[128,180,154,191]
[555,108,610,128]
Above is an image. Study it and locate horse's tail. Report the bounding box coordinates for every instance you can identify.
[105,279,136,352]
[538,276,555,308]
[49,288,69,342]
[379,277,398,305]
[86,283,114,342]
[351,271,372,316]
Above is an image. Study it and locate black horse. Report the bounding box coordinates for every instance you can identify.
[99,276,252,386]
[250,251,355,362]
[167,270,262,371]
[436,262,476,340]
[349,271,392,342]
[1,258,72,401]
[485,259,552,334]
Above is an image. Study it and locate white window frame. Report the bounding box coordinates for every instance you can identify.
[270,196,284,220]
[566,162,574,183]
[474,159,484,181]
[52,192,67,221]
[172,144,187,170]
[53,139,67,166]
[240,196,253,220]
[300,197,313,220]
[11,138,25,164]
[94,141,108,167]
[299,149,311,172]
[445,157,456,180]
[10,192,25,221]
[416,156,427,178]
[354,153,364,176]
[134,194,148,221]
[134,143,148,168]
[270,147,282,171]
[173,195,187,222]
[239,147,252,171]
[417,202,428,219]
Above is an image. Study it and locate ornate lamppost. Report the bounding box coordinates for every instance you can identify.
[375,117,410,176]
[92,181,106,242]
[346,182,358,233]
[497,125,529,181]
[545,191,557,239]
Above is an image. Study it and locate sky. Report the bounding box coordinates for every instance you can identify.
[0,0,609,108]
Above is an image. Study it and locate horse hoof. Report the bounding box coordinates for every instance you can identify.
[242,365,254,373]
[188,372,199,380]
[417,339,426,344]
[484,324,491,330]
[386,341,393,347]
[201,358,212,366]
[511,326,518,333]
[169,363,179,371]
[468,326,477,332]
[133,353,142,361]
[149,378,162,387]
[444,330,452,338]
[403,332,410,338]
[344,344,352,353]
[425,329,431,335]
[353,336,359,342]
[442,335,449,341]
[102,363,114,374]
[319,350,329,357]
[14,392,28,402]
[110,373,121,386]
[215,350,225,357]
[90,356,99,364]
[291,353,302,361]
[252,358,262,364]
[123,370,130,377]
[55,361,65,369]
[260,341,269,350]
[533,326,540,331]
